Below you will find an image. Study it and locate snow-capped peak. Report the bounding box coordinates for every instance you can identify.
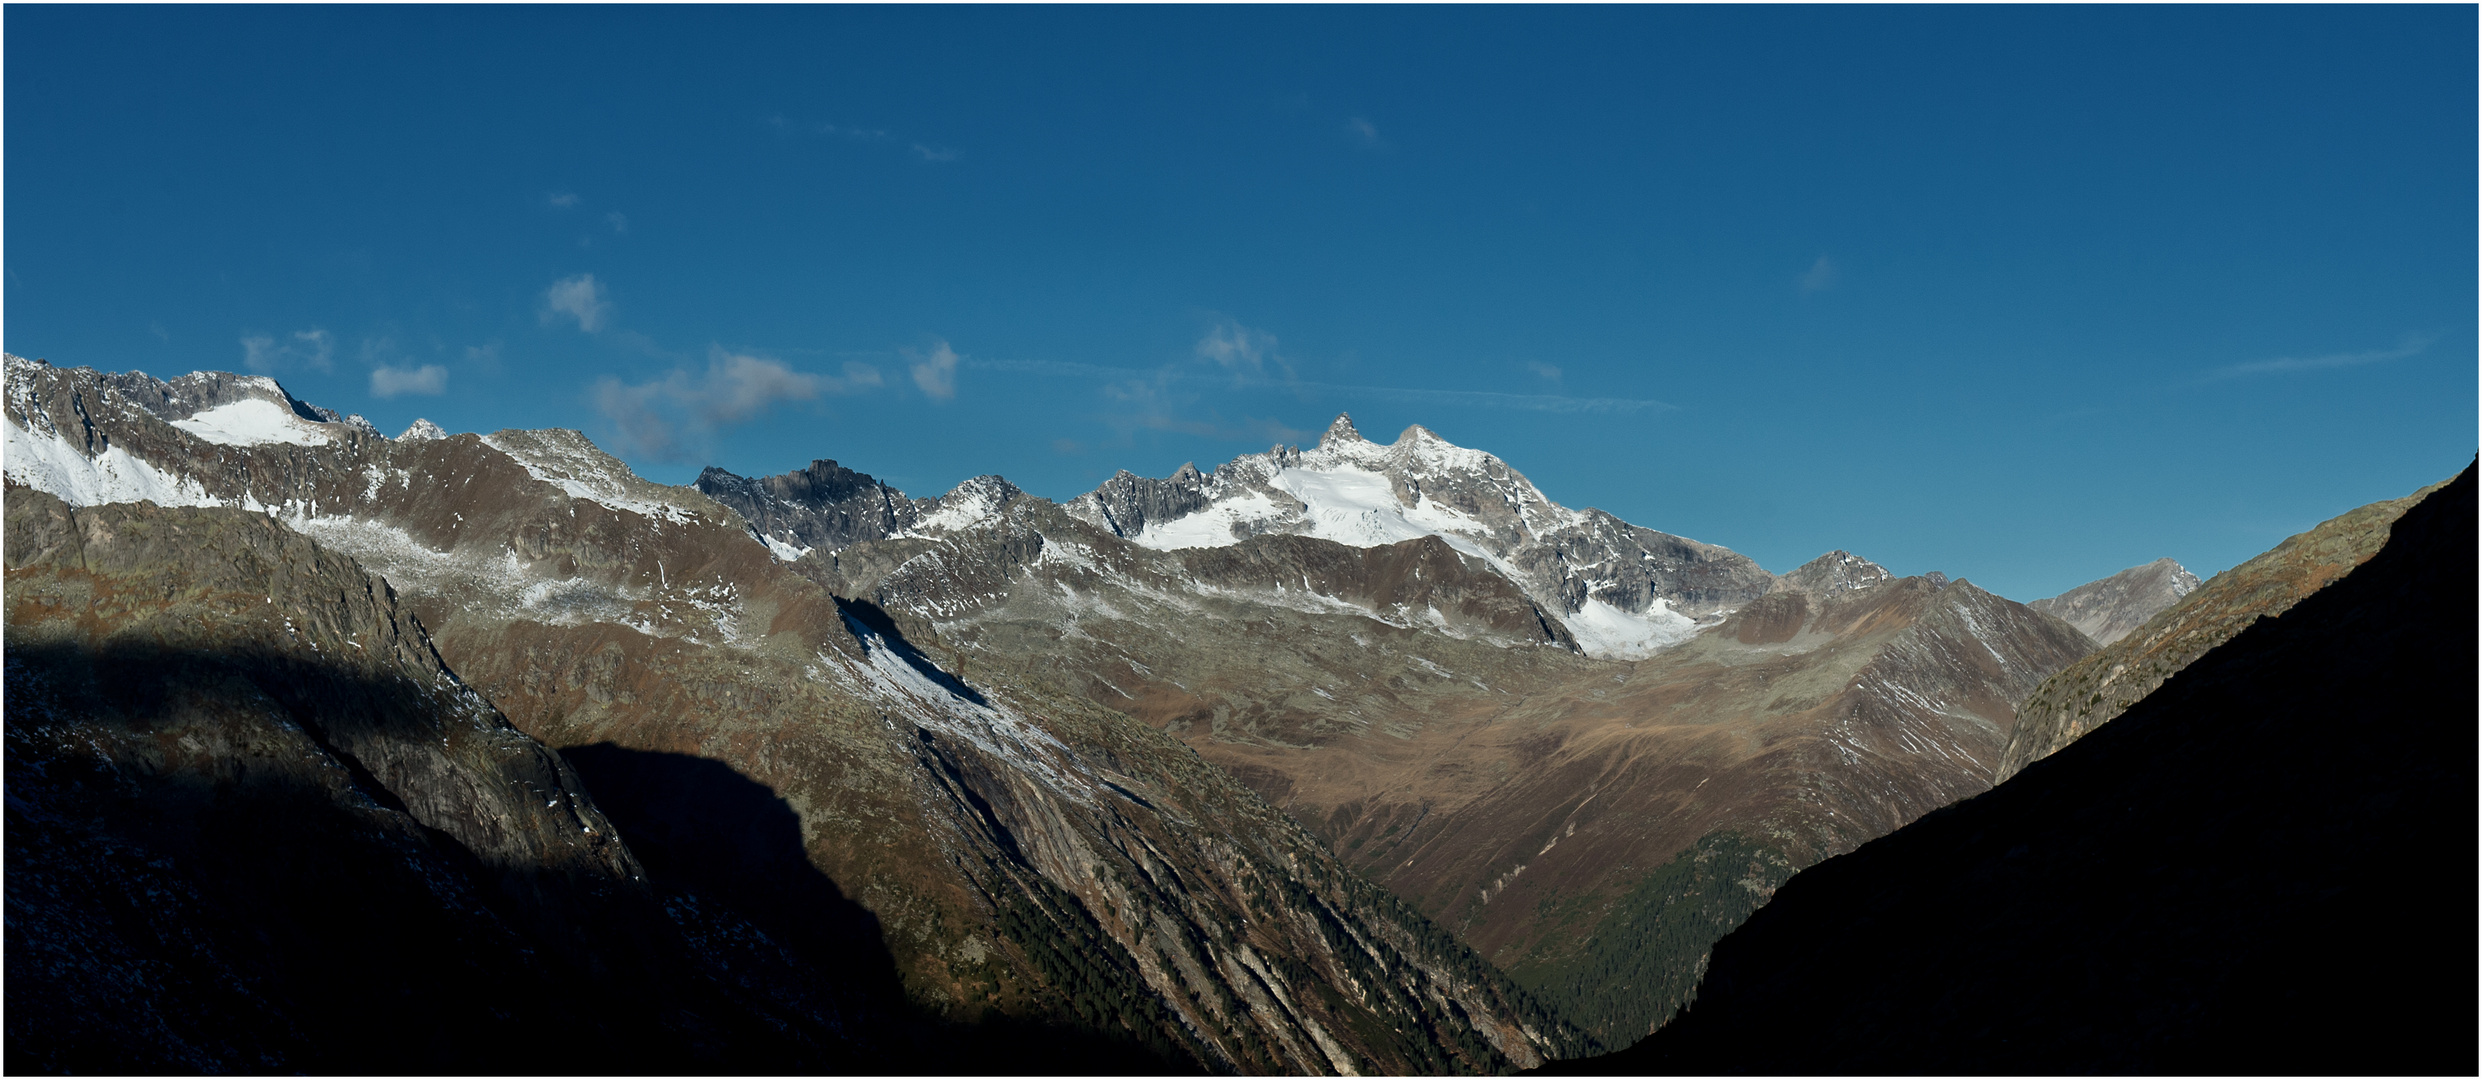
[1069,417,1776,660]
[398,418,449,442]
[1318,413,1366,449]
[905,474,1024,536]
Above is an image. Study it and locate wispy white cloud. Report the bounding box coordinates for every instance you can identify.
[1099,374,1309,443]
[549,192,579,209]
[769,115,890,141]
[604,211,629,235]
[240,328,333,373]
[908,339,960,400]
[591,347,878,460]
[1195,320,1288,381]
[2206,334,2433,381]
[1799,255,1838,293]
[370,363,448,398]
[692,351,813,424]
[542,274,612,333]
[592,379,680,460]
[1347,117,1382,147]
[912,143,960,162]
[1526,361,1563,383]
[463,342,503,375]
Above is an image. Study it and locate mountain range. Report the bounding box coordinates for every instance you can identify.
[7,353,2297,1067]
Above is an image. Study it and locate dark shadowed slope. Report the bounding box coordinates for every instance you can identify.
[2000,475,2448,782]
[1556,460,2476,1075]
[2,489,925,1072]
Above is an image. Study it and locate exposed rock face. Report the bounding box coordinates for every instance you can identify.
[6,355,1577,1074]
[1996,480,2443,782]
[2027,557,2199,645]
[1055,414,1777,660]
[695,457,925,556]
[695,458,1028,561]
[1571,463,2475,1075]
[1081,463,1212,537]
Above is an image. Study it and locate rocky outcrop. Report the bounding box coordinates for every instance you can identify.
[1996,478,2445,782]
[695,457,925,555]
[2027,557,2199,645]
[1569,462,2475,1075]
[1072,464,1212,538]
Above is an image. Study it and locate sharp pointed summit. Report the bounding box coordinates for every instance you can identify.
[1319,412,1364,448]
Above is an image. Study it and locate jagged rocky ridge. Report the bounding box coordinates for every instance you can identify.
[1998,480,2444,783]
[4,355,1583,1074]
[1565,463,2476,1075]
[2027,557,2199,646]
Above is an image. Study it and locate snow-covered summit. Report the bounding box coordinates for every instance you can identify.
[398,418,449,442]
[1064,413,1775,659]
[905,474,1025,537]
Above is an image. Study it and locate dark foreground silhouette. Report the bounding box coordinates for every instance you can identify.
[1551,462,2477,1075]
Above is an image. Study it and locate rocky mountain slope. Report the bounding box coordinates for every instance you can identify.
[4,354,1580,1073]
[1997,477,2446,783]
[3,489,918,1072]
[1564,462,2474,1075]
[2027,557,2199,645]
[726,414,2094,1046]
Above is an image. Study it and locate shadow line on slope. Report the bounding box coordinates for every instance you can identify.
[837,594,992,708]
[3,639,1203,1074]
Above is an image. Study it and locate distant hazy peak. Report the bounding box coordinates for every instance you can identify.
[1784,550,1894,596]
[2028,558,2200,646]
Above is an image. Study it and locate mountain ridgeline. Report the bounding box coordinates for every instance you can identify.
[19,352,2407,1070]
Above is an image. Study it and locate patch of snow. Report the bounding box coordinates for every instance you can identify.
[1271,468,1431,548]
[481,430,700,524]
[827,619,1092,803]
[1561,596,1700,661]
[169,398,335,447]
[909,489,1004,535]
[284,514,640,626]
[3,417,221,508]
[397,418,448,442]
[761,533,813,562]
[1130,489,1287,550]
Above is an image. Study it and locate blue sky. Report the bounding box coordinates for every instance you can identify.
[7,5,2472,599]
